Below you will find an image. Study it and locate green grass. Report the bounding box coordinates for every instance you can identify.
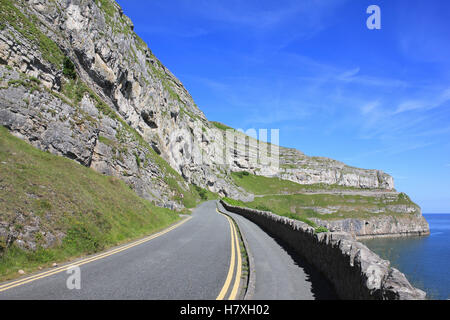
[62,57,77,80]
[222,197,245,207]
[315,226,329,233]
[211,121,233,131]
[98,135,115,147]
[228,161,418,229]
[194,185,210,201]
[60,78,98,108]
[0,0,64,67]
[95,0,131,36]
[222,197,318,229]
[230,171,367,195]
[227,192,420,222]
[280,164,298,169]
[0,126,181,281]
[96,0,116,18]
[6,74,41,93]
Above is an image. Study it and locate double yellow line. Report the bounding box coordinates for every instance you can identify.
[216,208,242,300]
[0,216,192,293]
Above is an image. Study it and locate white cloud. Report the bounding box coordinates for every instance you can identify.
[394,87,450,114]
[276,56,410,90]
[360,101,379,115]
[338,67,360,80]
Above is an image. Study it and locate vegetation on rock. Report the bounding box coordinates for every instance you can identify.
[0,126,179,281]
[226,171,420,225]
[62,57,77,80]
[230,171,368,195]
[0,0,64,67]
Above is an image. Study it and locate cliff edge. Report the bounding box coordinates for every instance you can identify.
[0,0,429,240]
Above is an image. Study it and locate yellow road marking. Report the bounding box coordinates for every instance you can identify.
[216,209,235,300]
[0,216,192,293]
[229,220,242,300]
[216,206,243,300]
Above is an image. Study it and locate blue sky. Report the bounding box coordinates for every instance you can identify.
[116,0,450,213]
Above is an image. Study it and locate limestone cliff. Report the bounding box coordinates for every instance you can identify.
[0,0,253,209]
[0,0,418,222]
[311,214,430,239]
[278,147,394,189]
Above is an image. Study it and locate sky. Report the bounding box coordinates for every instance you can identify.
[116,0,450,213]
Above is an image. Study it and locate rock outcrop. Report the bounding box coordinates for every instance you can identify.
[0,0,398,208]
[0,0,253,207]
[311,214,430,239]
[278,147,394,189]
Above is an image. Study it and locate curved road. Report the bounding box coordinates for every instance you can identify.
[218,202,337,300]
[0,201,232,299]
[0,200,336,300]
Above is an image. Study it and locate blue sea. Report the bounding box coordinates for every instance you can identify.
[361,214,450,300]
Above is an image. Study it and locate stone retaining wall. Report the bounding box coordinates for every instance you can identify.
[220,200,426,300]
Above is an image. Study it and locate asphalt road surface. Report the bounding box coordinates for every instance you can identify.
[0,201,232,300]
[0,200,336,300]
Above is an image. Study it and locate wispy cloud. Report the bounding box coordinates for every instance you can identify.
[119,0,450,211]
[273,57,411,91]
[344,74,409,89]
[338,67,360,80]
[148,1,450,163]
[394,88,450,114]
[333,66,409,89]
[360,101,380,115]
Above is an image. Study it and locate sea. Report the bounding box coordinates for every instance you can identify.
[361,214,450,300]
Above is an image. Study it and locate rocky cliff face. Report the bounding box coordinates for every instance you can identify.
[278,147,394,189]
[0,0,403,213]
[311,214,430,239]
[0,0,254,209]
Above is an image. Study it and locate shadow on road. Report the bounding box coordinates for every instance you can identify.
[269,235,339,300]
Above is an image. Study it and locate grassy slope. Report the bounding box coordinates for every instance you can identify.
[223,197,320,228]
[231,193,418,220]
[1,0,214,210]
[0,127,181,281]
[210,121,234,131]
[227,172,419,224]
[0,0,217,281]
[230,171,365,195]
